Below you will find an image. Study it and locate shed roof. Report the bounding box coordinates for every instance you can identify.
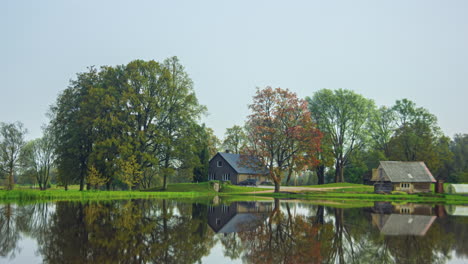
[217,152,268,175]
[380,161,436,183]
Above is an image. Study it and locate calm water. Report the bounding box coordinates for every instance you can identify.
[1,199,467,264]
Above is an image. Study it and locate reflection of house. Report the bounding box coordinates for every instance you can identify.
[371,202,437,236]
[371,161,436,193]
[372,214,437,236]
[208,152,269,184]
[207,201,272,233]
[373,202,435,215]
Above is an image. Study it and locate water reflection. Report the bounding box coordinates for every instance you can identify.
[0,200,468,263]
[371,203,437,236]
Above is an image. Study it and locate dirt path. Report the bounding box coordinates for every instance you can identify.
[247,186,357,194]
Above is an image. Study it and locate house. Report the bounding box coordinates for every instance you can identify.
[207,201,273,233]
[371,161,436,194]
[208,152,269,185]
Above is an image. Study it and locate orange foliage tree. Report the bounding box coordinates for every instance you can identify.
[244,87,322,193]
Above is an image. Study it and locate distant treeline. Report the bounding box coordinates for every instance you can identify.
[0,57,467,191]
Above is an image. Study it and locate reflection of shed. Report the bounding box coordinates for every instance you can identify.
[372,202,435,216]
[371,161,436,193]
[372,214,437,236]
[207,201,272,233]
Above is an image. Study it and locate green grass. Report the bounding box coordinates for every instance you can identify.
[0,189,207,203]
[303,183,369,188]
[2,182,468,204]
[0,182,269,203]
[144,182,268,194]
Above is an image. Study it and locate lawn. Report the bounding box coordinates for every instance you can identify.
[0,182,268,202]
[2,182,467,204]
[303,183,374,193]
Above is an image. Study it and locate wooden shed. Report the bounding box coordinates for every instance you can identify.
[371,161,436,194]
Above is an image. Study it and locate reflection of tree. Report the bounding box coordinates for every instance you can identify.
[438,215,468,258]
[35,199,216,264]
[1,200,466,263]
[0,204,20,259]
[237,199,334,264]
[219,233,243,260]
[382,224,453,264]
[0,203,54,261]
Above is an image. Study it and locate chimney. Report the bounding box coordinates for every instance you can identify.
[225,150,230,153]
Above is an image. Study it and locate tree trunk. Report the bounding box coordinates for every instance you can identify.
[335,162,345,183]
[7,171,14,190]
[316,165,325,185]
[79,173,85,191]
[274,181,281,193]
[162,155,170,190]
[285,170,293,186]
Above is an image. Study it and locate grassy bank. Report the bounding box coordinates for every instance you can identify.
[1,182,467,204]
[253,183,468,204]
[0,182,268,202]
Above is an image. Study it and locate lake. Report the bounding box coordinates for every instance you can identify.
[1,199,467,264]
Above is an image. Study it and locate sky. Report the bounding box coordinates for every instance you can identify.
[2,0,467,140]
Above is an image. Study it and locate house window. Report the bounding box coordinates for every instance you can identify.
[216,218,221,225]
[217,161,223,167]
[222,205,229,213]
[222,173,230,181]
[208,173,215,180]
[401,183,410,188]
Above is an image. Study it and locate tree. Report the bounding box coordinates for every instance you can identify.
[0,122,27,190]
[387,99,450,177]
[449,134,468,182]
[244,87,321,192]
[369,106,397,157]
[117,156,143,190]
[192,125,218,182]
[49,68,98,191]
[222,125,246,154]
[87,166,108,190]
[20,127,56,190]
[306,89,376,183]
[157,57,206,190]
[49,57,206,190]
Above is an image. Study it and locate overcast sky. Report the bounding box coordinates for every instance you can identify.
[2,0,467,140]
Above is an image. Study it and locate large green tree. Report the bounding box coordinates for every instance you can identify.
[387,99,451,178]
[306,89,376,183]
[50,57,205,190]
[0,122,27,190]
[368,106,397,157]
[50,68,98,190]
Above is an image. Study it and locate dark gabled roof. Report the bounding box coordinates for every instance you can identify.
[380,161,436,183]
[217,152,268,175]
